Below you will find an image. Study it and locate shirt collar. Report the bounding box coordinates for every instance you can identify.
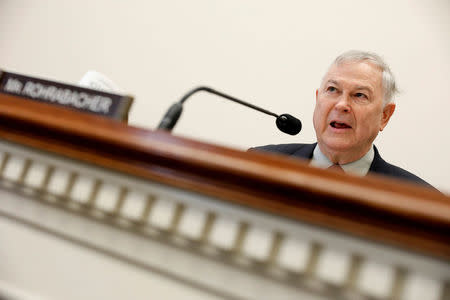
[310,144,374,176]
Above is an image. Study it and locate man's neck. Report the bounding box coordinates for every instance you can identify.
[317,144,372,165]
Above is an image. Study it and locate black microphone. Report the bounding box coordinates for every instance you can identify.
[157,86,302,135]
[276,114,302,135]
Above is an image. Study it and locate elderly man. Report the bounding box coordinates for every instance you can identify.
[252,50,435,189]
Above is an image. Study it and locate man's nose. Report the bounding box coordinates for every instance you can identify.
[334,93,351,113]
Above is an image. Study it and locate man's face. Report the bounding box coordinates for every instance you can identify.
[313,61,395,162]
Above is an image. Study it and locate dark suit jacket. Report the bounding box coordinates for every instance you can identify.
[251,143,437,190]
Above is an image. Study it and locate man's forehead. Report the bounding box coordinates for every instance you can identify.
[322,61,383,89]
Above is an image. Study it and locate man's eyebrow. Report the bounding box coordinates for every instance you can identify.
[324,80,374,94]
[325,79,339,85]
[355,85,373,93]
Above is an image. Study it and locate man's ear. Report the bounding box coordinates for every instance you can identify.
[380,103,396,131]
[316,89,319,99]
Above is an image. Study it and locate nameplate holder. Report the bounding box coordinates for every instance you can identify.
[0,70,133,121]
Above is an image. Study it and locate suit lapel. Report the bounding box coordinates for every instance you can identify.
[291,143,317,160]
[369,145,388,173]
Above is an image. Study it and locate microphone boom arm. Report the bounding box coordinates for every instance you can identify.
[157,86,301,135]
[179,87,278,118]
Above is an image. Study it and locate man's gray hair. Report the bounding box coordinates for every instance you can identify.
[332,50,399,104]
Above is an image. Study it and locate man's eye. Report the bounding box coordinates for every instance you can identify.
[326,86,337,92]
[355,92,367,99]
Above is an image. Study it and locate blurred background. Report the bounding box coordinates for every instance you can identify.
[0,0,449,193]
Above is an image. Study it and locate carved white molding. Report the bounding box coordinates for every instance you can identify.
[0,140,448,300]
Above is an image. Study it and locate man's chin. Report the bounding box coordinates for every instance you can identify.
[319,140,354,153]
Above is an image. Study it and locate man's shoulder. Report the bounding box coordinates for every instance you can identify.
[249,143,316,159]
[371,147,437,190]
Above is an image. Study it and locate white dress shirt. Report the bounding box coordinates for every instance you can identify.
[310,144,375,176]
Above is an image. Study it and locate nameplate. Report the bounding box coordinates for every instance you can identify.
[0,70,133,121]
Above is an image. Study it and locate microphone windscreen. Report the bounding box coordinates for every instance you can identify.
[276,114,302,135]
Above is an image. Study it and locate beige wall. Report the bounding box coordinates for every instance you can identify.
[0,0,449,193]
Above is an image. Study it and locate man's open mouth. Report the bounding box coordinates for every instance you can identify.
[330,121,351,129]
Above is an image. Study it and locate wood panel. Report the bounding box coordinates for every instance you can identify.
[0,93,449,260]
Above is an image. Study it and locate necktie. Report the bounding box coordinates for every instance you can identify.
[327,164,345,173]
